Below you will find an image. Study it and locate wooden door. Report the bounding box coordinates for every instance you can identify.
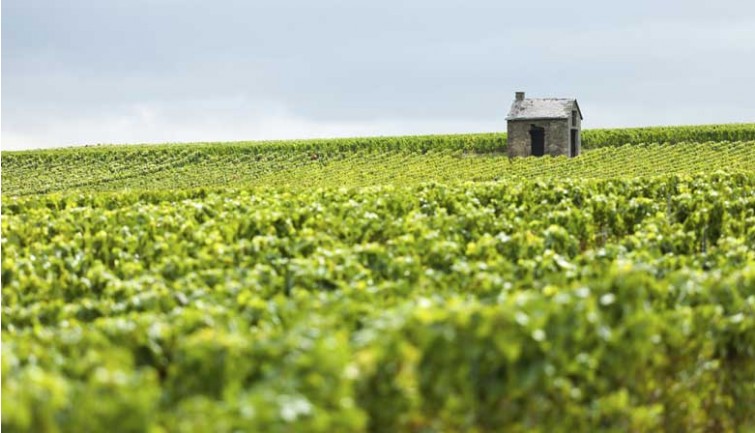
[530,126,545,157]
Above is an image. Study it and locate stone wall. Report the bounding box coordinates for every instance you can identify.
[507,119,570,158]
[570,107,582,156]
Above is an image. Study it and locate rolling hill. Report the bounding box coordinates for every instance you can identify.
[2,124,755,432]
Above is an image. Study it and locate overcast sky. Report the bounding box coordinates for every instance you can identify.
[2,0,755,150]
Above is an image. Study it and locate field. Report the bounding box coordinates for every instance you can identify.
[2,124,755,432]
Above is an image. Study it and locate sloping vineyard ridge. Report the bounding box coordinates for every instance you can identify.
[2,124,755,432]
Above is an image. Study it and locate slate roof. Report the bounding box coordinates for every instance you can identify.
[506,98,583,120]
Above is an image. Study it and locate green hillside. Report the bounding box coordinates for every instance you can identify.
[2,124,755,432]
[3,123,755,195]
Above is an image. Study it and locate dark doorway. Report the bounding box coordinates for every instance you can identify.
[529,126,545,157]
[570,129,578,157]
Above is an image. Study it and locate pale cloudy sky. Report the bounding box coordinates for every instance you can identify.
[3,0,755,150]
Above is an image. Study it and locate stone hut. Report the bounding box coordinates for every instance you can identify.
[506,91,583,158]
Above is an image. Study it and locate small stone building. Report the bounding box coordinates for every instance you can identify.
[506,91,583,158]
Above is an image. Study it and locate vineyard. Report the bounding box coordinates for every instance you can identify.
[2,124,755,432]
[4,123,755,195]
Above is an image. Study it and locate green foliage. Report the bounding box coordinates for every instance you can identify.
[580,123,755,149]
[3,124,755,195]
[3,124,755,431]
[3,172,755,431]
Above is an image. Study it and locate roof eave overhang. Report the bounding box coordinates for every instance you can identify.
[573,100,584,120]
[506,116,569,121]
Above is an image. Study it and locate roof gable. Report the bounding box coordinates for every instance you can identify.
[507,98,582,120]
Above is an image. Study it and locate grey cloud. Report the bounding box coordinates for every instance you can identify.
[3,0,755,150]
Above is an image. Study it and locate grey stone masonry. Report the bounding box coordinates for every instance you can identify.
[506,91,583,158]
